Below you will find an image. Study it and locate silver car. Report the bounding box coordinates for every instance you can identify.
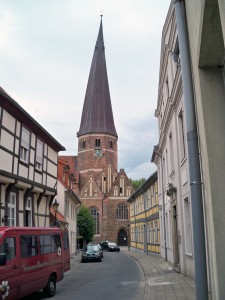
[81,244,102,262]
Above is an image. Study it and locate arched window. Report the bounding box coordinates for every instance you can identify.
[90,207,99,235]
[116,203,128,220]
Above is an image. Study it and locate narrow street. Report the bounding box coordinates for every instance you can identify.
[22,250,145,300]
[22,248,196,300]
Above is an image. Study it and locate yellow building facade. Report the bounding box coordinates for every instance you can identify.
[128,172,159,254]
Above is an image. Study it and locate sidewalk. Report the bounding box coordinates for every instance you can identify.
[123,249,196,300]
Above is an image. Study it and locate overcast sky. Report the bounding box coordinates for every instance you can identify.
[0,0,171,180]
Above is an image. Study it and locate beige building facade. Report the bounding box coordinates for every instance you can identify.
[152,2,195,279]
[154,0,225,298]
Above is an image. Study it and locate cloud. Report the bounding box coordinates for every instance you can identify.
[0,0,170,180]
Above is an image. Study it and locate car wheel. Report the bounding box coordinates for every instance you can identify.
[43,275,56,297]
[98,257,102,262]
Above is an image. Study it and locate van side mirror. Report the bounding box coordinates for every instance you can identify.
[0,253,6,266]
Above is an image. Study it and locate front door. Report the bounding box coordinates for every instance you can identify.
[117,229,128,246]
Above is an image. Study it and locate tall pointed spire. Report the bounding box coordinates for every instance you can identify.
[77,17,117,137]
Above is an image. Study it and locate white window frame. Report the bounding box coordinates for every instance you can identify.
[8,192,16,226]
[25,197,32,227]
[184,197,193,255]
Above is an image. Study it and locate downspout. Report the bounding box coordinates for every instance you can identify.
[173,1,208,299]
[161,155,167,262]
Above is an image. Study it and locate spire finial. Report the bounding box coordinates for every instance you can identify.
[100,9,103,18]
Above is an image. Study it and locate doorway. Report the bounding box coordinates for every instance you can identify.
[117,229,128,246]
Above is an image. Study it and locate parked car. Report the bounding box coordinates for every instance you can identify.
[87,242,103,258]
[100,241,110,250]
[108,242,120,252]
[81,244,102,262]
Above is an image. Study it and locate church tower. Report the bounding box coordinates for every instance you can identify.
[76,17,134,245]
[77,17,118,180]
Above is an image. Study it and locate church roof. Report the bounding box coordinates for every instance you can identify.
[77,17,117,138]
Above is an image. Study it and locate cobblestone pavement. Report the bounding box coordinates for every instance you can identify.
[123,249,196,300]
[71,249,196,300]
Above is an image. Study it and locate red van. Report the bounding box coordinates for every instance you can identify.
[0,226,70,299]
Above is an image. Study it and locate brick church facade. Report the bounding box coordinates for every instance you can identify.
[60,17,134,245]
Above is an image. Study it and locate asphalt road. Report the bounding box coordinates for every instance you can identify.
[22,251,145,300]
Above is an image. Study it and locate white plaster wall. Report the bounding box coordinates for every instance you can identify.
[0,149,13,172]
[0,129,14,150]
[2,110,15,133]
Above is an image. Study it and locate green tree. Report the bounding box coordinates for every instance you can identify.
[129,178,146,191]
[77,205,95,245]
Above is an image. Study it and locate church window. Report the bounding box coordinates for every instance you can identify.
[90,207,99,235]
[82,140,86,148]
[116,203,128,220]
[104,176,106,181]
[110,140,113,148]
[120,187,122,194]
[95,139,101,147]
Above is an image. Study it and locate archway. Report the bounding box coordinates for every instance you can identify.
[117,229,128,246]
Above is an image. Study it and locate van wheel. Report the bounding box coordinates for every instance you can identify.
[44,275,56,297]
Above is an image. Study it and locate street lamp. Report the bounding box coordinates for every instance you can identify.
[52,199,59,226]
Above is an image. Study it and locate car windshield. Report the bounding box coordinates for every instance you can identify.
[86,245,99,253]
[108,243,116,247]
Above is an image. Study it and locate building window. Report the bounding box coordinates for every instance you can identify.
[25,197,32,227]
[110,140,113,148]
[172,37,180,66]
[184,197,193,255]
[90,207,99,235]
[8,192,16,226]
[154,221,158,243]
[169,132,174,173]
[116,203,128,220]
[20,127,30,164]
[35,139,43,170]
[95,139,101,147]
[65,198,69,217]
[178,110,186,161]
[82,140,86,148]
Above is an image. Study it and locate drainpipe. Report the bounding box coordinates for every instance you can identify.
[154,148,167,262]
[173,1,208,299]
[161,156,167,262]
